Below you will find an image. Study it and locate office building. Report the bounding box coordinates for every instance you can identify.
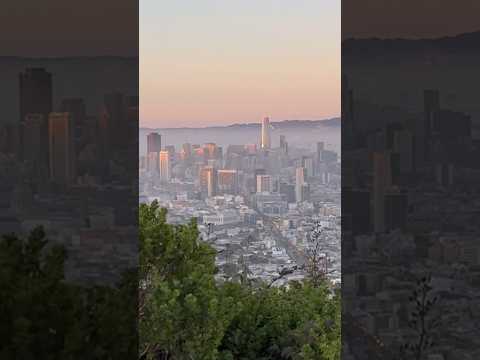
[261,116,271,149]
[200,166,217,198]
[23,114,47,166]
[256,174,273,193]
[218,169,239,194]
[48,112,76,184]
[295,167,305,203]
[373,152,391,233]
[280,135,288,154]
[159,150,171,183]
[147,132,162,154]
[19,68,53,124]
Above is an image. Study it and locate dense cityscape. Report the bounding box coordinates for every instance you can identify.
[0,64,138,285]
[342,34,480,359]
[139,117,341,285]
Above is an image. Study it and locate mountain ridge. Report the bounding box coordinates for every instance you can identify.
[140,118,340,131]
[343,30,480,56]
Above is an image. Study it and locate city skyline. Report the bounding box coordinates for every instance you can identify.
[140,0,340,128]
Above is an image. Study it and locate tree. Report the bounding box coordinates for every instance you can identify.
[304,222,332,287]
[0,227,137,359]
[139,202,341,360]
[218,282,340,360]
[399,274,440,360]
[139,201,235,359]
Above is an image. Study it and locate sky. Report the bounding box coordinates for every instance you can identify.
[1,0,138,56]
[140,0,340,128]
[343,0,480,39]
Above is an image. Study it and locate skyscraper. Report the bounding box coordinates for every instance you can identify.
[373,152,392,233]
[147,152,159,174]
[302,156,314,180]
[159,150,171,183]
[19,68,53,162]
[218,169,239,194]
[19,68,53,124]
[60,98,87,154]
[317,142,324,161]
[261,116,271,149]
[23,114,47,166]
[200,166,217,198]
[203,142,218,161]
[147,132,162,154]
[147,132,162,172]
[295,167,305,203]
[181,143,192,161]
[256,174,273,193]
[48,112,76,184]
[279,135,288,154]
[104,92,128,150]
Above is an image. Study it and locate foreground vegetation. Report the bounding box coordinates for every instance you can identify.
[0,201,340,359]
[139,201,340,360]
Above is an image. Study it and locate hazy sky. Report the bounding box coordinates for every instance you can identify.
[343,0,480,40]
[1,0,138,56]
[140,0,340,128]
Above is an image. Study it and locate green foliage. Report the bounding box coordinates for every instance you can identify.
[140,201,234,359]
[0,227,137,359]
[217,282,340,360]
[0,201,341,359]
[140,201,341,360]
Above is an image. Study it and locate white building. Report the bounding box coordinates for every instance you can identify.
[261,116,271,149]
[203,210,241,226]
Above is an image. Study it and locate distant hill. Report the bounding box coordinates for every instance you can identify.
[141,117,340,131]
[343,31,480,58]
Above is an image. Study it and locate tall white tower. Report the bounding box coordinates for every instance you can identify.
[261,116,271,149]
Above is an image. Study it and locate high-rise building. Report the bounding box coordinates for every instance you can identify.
[373,152,391,233]
[165,145,176,163]
[385,191,408,232]
[261,116,271,149]
[254,168,266,192]
[256,174,272,193]
[203,143,218,160]
[60,98,87,154]
[159,150,171,183]
[23,114,47,167]
[317,142,324,161]
[147,152,159,174]
[19,68,53,124]
[393,130,414,174]
[200,166,217,198]
[103,92,129,150]
[423,89,440,161]
[302,156,314,180]
[279,135,288,154]
[218,169,239,194]
[19,68,53,161]
[147,132,162,172]
[181,143,192,161]
[48,112,76,184]
[295,167,305,203]
[147,132,162,154]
